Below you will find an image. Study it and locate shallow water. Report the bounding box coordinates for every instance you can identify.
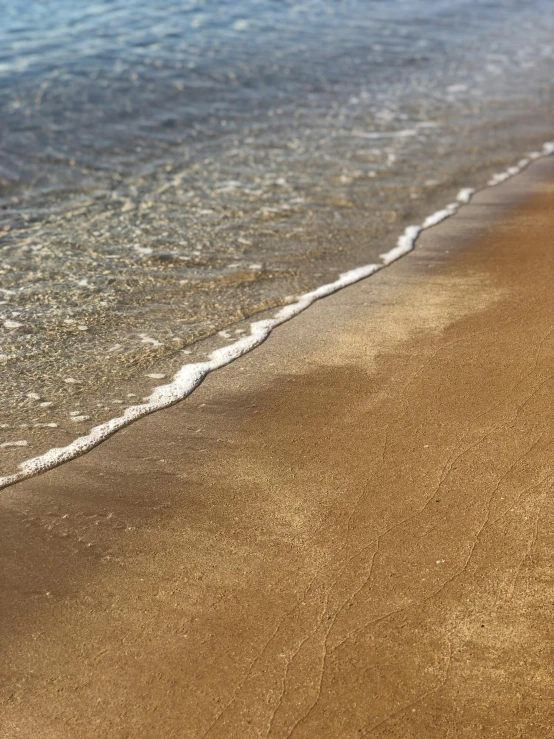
[1,0,554,475]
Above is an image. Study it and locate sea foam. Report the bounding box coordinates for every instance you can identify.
[1,140,553,492]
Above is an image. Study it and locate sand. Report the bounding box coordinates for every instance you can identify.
[1,156,554,738]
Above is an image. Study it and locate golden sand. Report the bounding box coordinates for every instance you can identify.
[1,158,554,737]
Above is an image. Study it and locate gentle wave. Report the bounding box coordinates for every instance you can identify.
[2,140,552,493]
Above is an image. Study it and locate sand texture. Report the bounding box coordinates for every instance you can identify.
[1,157,554,738]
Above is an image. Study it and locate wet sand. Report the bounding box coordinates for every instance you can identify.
[2,157,554,737]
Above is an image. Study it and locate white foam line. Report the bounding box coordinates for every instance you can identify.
[1,140,553,492]
[352,128,419,139]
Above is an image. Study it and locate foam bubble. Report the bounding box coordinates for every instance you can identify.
[1,141,553,492]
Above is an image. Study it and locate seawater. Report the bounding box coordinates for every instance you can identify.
[1,0,554,476]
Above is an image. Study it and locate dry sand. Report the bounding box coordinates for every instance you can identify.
[1,157,554,738]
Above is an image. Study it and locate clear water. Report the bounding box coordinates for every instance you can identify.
[1,0,554,474]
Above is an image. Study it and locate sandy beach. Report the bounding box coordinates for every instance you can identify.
[2,156,554,737]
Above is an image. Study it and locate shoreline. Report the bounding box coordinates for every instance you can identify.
[2,152,554,736]
[1,141,553,493]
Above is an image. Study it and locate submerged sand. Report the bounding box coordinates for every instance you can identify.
[1,157,554,737]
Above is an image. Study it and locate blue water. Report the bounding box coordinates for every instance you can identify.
[1,0,553,473]
[2,0,552,195]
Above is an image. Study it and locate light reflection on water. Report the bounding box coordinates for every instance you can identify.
[0,0,553,473]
